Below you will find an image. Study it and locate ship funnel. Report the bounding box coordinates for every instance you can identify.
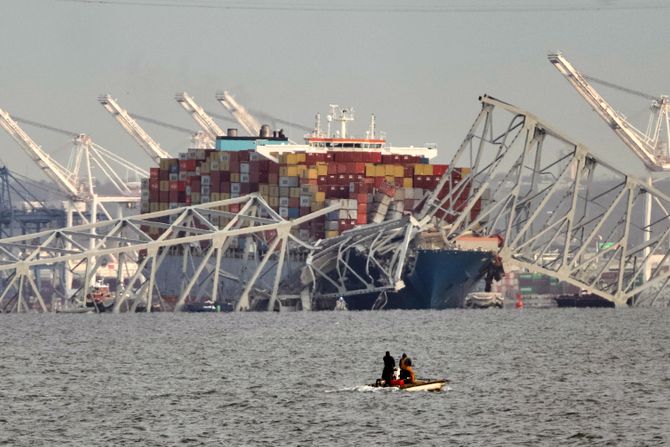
[259,124,271,138]
[227,128,238,137]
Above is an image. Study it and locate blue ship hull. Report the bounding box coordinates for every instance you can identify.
[344,249,494,310]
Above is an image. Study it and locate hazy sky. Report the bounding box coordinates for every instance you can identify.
[1,0,668,184]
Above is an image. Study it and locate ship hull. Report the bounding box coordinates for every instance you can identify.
[342,249,494,310]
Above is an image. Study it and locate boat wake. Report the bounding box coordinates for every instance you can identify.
[325,385,400,393]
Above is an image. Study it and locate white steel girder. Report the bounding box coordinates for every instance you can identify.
[420,95,670,307]
[0,194,337,313]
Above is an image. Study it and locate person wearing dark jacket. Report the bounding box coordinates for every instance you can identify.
[381,351,395,384]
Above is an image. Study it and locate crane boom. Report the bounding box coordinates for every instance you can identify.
[175,92,224,143]
[0,107,81,198]
[548,51,670,171]
[98,94,171,163]
[215,91,262,137]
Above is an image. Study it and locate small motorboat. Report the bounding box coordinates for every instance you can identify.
[371,378,448,392]
[465,292,504,309]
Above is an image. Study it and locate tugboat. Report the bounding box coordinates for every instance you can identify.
[85,280,115,313]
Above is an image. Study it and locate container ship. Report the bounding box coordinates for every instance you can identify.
[140,106,498,310]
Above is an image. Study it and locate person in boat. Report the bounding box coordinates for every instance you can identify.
[381,351,395,385]
[399,357,415,384]
[398,353,408,369]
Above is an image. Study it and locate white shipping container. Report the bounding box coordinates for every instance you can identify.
[240,163,250,174]
[201,175,211,185]
[279,197,289,207]
[372,213,385,224]
[240,173,250,183]
[279,207,289,218]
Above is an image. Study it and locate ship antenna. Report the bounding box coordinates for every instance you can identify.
[369,113,376,139]
[314,113,321,137]
[327,105,336,137]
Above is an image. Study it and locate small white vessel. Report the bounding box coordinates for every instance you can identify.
[465,292,504,309]
[334,297,348,310]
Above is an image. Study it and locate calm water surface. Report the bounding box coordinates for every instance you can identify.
[0,308,668,446]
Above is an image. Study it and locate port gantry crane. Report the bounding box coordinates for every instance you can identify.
[548,52,670,171]
[175,92,225,146]
[215,91,262,137]
[98,94,172,163]
[549,51,670,281]
[0,106,148,307]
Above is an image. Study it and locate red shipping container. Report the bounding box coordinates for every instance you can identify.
[369,152,383,163]
[221,182,231,193]
[229,204,240,213]
[150,168,160,179]
[269,173,278,184]
[374,177,385,188]
[149,179,160,191]
[159,191,169,202]
[240,183,251,194]
[211,182,220,193]
[357,193,368,204]
[357,203,367,215]
[211,171,221,183]
[328,163,338,175]
[433,164,449,176]
[300,207,311,216]
[238,151,250,162]
[356,214,367,225]
[169,190,179,202]
[404,166,414,177]
[159,169,169,181]
[149,190,159,202]
[289,197,300,208]
[179,159,197,172]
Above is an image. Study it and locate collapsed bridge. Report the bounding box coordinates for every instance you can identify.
[2,96,670,312]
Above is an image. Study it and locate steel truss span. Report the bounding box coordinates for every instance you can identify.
[421,95,670,307]
[0,194,337,313]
